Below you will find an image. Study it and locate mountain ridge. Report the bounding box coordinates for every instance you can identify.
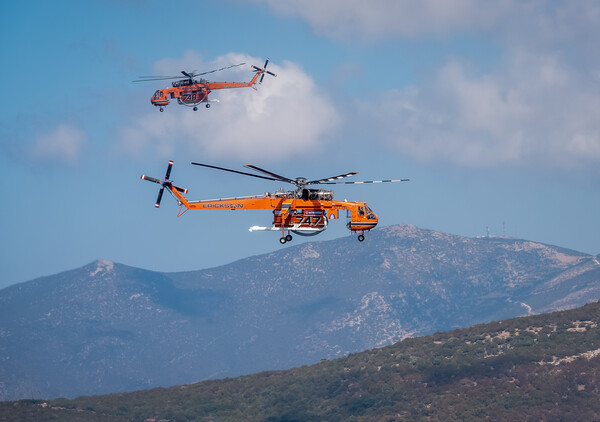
[1,224,599,400]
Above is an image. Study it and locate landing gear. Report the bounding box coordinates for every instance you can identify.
[193,106,198,111]
[280,233,293,244]
[206,103,211,108]
[358,234,365,242]
[159,107,164,112]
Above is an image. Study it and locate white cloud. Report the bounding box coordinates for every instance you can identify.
[355,52,600,169]
[120,53,339,161]
[255,0,600,47]
[253,0,600,169]
[30,124,86,165]
[253,0,517,39]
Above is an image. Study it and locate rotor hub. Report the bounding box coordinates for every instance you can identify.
[294,177,307,186]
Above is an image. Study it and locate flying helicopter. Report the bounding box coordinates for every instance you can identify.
[133,58,276,111]
[140,160,410,243]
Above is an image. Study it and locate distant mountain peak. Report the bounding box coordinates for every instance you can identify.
[88,260,114,277]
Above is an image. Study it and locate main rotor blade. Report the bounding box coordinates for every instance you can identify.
[133,75,189,82]
[134,63,246,82]
[194,63,246,77]
[319,179,412,185]
[191,162,280,181]
[244,165,295,184]
[306,172,358,185]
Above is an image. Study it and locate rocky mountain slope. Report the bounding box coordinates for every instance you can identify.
[4,300,600,421]
[1,225,598,400]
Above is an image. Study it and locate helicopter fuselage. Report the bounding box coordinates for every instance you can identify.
[150,72,263,110]
[135,58,276,112]
[151,84,210,109]
[169,188,378,238]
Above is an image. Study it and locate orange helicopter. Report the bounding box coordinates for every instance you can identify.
[141,161,410,243]
[133,58,276,112]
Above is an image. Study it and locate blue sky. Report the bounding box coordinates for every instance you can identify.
[1,0,599,288]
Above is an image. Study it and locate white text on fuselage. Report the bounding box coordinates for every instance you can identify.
[202,203,244,209]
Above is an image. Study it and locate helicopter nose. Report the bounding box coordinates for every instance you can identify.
[368,212,378,224]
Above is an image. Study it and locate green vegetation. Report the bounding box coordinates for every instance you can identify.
[2,301,600,421]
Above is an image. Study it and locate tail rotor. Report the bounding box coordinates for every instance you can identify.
[155,187,164,208]
[252,57,277,84]
[140,160,188,208]
[164,159,173,181]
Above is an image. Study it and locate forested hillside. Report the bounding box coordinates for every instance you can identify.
[3,301,599,421]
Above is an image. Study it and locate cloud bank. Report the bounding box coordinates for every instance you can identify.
[254,0,517,39]
[357,52,600,169]
[256,0,600,170]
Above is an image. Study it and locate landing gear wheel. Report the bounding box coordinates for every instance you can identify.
[358,234,365,242]
[206,103,211,108]
[159,107,164,112]
[285,234,293,242]
[279,237,287,244]
[193,106,198,111]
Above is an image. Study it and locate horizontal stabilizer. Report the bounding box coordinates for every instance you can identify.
[249,226,280,232]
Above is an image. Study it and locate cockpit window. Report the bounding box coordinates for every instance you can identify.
[358,206,365,216]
